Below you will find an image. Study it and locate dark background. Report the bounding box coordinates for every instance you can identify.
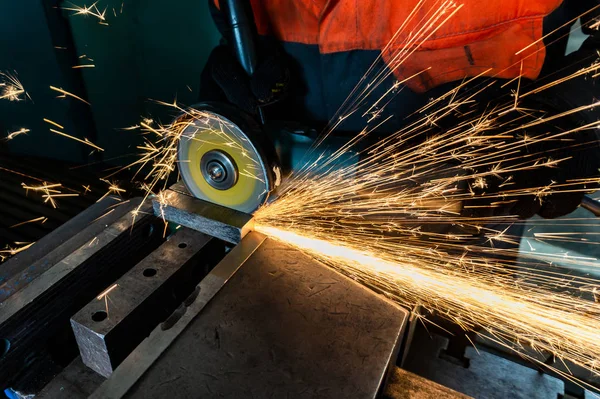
[0,0,220,164]
[0,0,220,251]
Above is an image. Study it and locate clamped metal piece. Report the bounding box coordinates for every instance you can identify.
[153,182,254,245]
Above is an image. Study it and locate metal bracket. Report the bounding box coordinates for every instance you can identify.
[71,228,217,377]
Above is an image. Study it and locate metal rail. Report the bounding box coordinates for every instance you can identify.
[90,232,267,399]
[582,195,600,217]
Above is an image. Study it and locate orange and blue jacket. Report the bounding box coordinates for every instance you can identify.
[205,0,595,132]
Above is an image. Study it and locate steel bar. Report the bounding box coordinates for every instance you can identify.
[90,231,266,399]
[0,196,135,302]
[71,228,219,377]
[153,183,253,244]
[0,196,122,286]
[0,202,164,391]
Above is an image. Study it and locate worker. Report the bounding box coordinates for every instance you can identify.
[199,0,600,222]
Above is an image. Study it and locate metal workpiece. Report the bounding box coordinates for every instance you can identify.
[71,228,219,378]
[0,201,164,391]
[90,231,267,399]
[383,368,472,399]
[152,185,254,245]
[94,236,408,399]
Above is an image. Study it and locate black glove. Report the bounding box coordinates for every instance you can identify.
[200,44,290,116]
[516,38,600,219]
[462,45,600,220]
[516,100,599,218]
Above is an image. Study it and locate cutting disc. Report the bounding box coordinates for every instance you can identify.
[177,105,278,214]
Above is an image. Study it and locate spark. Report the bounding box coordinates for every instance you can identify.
[22,183,62,192]
[50,128,104,152]
[61,1,107,22]
[10,216,48,228]
[498,60,524,115]
[6,128,30,140]
[515,4,600,56]
[49,85,90,105]
[43,118,64,129]
[97,283,118,318]
[72,64,95,69]
[22,182,79,208]
[255,225,600,382]
[244,1,600,385]
[0,242,35,262]
[97,283,118,300]
[0,71,29,102]
[97,179,126,202]
[473,177,488,190]
[113,101,266,218]
[0,166,48,182]
[91,208,115,223]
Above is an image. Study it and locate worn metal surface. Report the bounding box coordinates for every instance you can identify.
[106,237,407,399]
[153,183,253,244]
[383,367,472,399]
[91,231,266,399]
[71,228,216,377]
[37,357,105,399]
[0,201,164,391]
[0,196,125,300]
[474,333,600,396]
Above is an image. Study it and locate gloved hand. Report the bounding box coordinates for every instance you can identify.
[462,45,600,220]
[463,115,600,220]
[200,44,290,117]
[513,101,599,219]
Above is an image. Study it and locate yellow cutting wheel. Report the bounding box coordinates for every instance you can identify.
[177,110,271,214]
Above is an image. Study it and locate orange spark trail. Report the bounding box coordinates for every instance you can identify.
[49,128,104,152]
[49,85,91,105]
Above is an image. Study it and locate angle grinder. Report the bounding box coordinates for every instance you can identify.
[177,0,280,213]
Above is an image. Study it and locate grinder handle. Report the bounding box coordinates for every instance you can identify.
[221,0,265,124]
[222,0,258,76]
